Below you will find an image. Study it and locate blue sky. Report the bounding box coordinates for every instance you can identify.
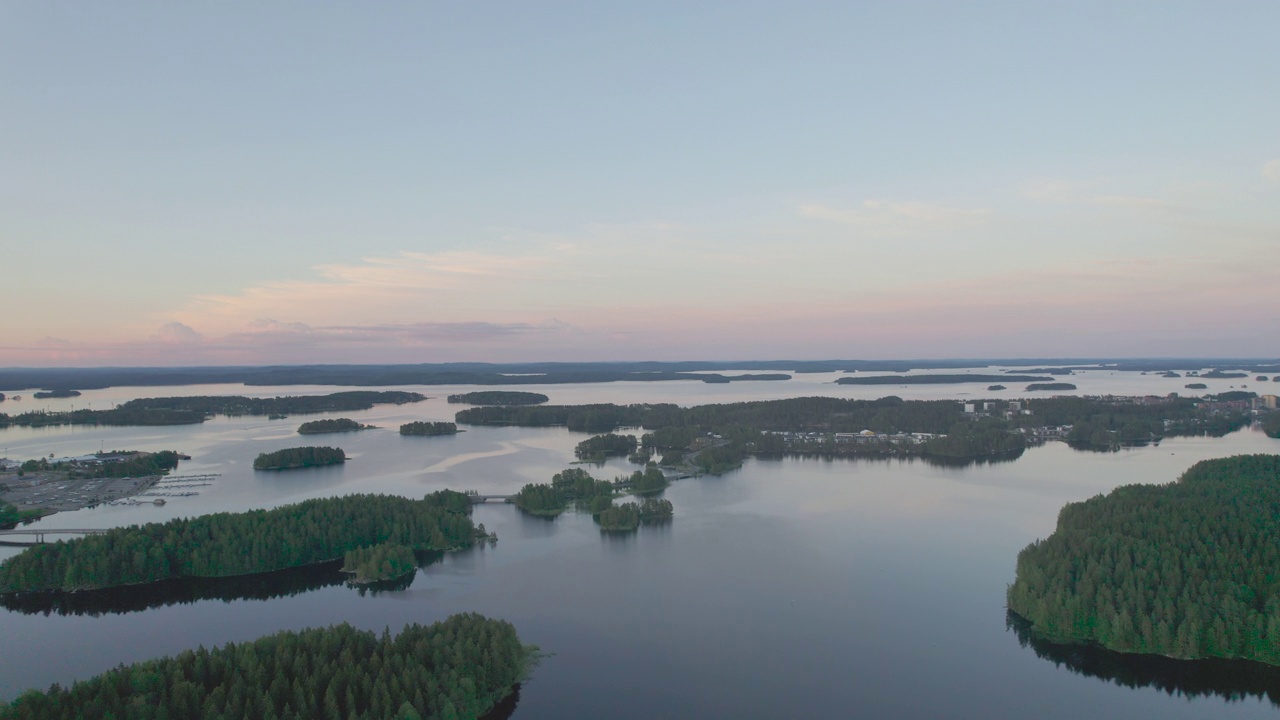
[3,2,1278,365]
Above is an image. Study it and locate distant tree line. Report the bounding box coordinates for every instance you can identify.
[447,391,549,406]
[0,490,480,593]
[400,422,458,436]
[1008,455,1280,664]
[0,613,532,720]
[253,446,346,471]
[298,418,375,434]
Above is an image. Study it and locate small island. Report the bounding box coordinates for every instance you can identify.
[253,446,346,471]
[987,384,1006,391]
[574,433,638,462]
[0,614,534,720]
[342,543,417,584]
[32,389,81,399]
[1025,383,1077,391]
[1007,455,1280,664]
[596,498,674,532]
[399,421,459,436]
[1185,382,1209,390]
[297,418,376,434]
[447,391,549,405]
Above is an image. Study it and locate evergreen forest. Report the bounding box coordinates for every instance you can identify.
[0,491,481,593]
[1007,454,1280,664]
[0,613,532,720]
[254,446,346,471]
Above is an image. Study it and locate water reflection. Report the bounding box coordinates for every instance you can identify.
[3,551,443,616]
[1007,611,1280,706]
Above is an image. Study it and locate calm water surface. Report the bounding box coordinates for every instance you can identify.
[2,375,1279,718]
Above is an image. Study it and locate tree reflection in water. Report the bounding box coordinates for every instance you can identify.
[1007,610,1280,706]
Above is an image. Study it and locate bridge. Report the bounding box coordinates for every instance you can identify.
[0,528,109,544]
[467,494,514,504]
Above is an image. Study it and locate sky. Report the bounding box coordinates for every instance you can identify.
[2,2,1278,366]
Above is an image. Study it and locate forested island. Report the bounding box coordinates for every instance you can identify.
[1186,383,1208,389]
[512,467,668,521]
[447,391,549,405]
[988,385,1006,391]
[1007,455,1280,664]
[341,543,417,584]
[400,421,458,436]
[1,613,533,720]
[596,498,673,531]
[0,490,481,593]
[1025,383,1077,391]
[0,391,423,430]
[574,433,637,462]
[297,418,376,434]
[836,374,1052,385]
[253,446,346,471]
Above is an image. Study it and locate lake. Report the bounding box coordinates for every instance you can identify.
[2,371,1279,718]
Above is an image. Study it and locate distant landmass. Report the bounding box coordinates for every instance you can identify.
[836,374,1052,385]
[2,359,1278,391]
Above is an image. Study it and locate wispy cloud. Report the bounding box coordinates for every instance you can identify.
[799,200,992,235]
[1264,159,1280,183]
